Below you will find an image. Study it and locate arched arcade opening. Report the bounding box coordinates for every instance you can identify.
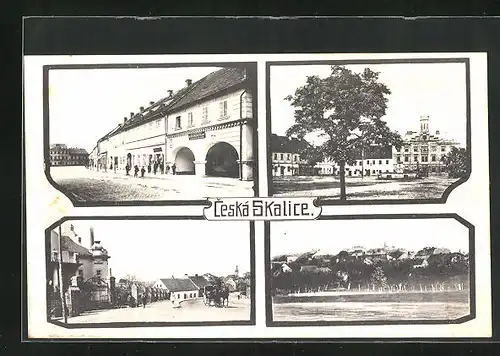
[205,142,239,178]
[174,147,195,175]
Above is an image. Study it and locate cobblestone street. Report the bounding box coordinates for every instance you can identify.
[50,167,255,201]
[63,295,251,324]
[272,175,461,200]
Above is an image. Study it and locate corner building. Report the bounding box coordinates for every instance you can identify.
[94,67,255,180]
[166,68,254,180]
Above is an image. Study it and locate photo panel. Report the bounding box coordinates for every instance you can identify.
[44,62,258,206]
[44,217,255,328]
[267,58,471,205]
[265,215,474,326]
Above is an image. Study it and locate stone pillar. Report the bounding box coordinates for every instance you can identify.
[239,160,254,181]
[194,161,206,177]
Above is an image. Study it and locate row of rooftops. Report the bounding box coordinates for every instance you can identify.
[50,144,89,155]
[273,246,463,263]
[97,67,248,144]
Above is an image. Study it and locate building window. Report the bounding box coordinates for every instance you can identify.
[219,100,228,118]
[202,107,209,123]
[431,146,437,152]
[404,156,409,162]
[422,155,428,162]
[175,116,182,130]
[280,153,284,160]
[413,147,418,152]
[288,166,291,172]
[187,112,194,127]
[287,154,291,160]
[372,160,376,165]
[431,155,436,161]
[274,153,278,160]
[404,147,409,152]
[78,237,81,244]
[378,160,382,164]
[414,155,418,161]
[184,293,187,299]
[441,146,446,152]
[385,160,389,164]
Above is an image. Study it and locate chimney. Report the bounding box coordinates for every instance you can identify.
[124,117,127,124]
[140,106,145,112]
[185,79,192,87]
[167,90,173,97]
[90,227,95,246]
[130,112,134,118]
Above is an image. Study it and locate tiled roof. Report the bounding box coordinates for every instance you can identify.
[104,67,247,140]
[167,67,247,113]
[271,134,311,154]
[159,278,198,292]
[188,276,210,289]
[60,235,92,256]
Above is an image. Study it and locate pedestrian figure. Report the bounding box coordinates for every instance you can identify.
[160,163,164,174]
[153,162,158,175]
[172,163,176,175]
[134,165,139,177]
[148,164,151,174]
[142,294,147,308]
[125,164,130,176]
[165,165,170,174]
[141,166,146,178]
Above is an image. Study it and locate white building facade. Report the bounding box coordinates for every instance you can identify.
[93,67,255,180]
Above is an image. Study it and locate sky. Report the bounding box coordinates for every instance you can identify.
[270,62,467,147]
[55,220,251,282]
[48,66,222,153]
[270,219,469,257]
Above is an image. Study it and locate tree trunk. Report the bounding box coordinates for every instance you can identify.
[339,160,347,200]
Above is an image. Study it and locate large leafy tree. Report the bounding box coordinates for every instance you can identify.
[285,65,403,200]
[442,147,469,178]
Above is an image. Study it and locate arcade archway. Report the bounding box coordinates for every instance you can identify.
[205,142,239,178]
[174,147,195,175]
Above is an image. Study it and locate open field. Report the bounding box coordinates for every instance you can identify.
[272,176,460,200]
[273,290,469,304]
[272,301,470,322]
[272,290,470,322]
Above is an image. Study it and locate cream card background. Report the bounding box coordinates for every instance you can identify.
[24,52,491,339]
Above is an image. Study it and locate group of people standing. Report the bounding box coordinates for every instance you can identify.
[124,160,177,178]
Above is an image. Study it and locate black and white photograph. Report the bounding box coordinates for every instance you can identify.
[267,217,472,325]
[46,63,257,204]
[268,60,469,202]
[45,219,254,327]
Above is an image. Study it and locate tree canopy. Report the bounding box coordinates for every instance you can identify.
[285,65,403,199]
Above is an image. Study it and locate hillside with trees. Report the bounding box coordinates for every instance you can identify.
[271,245,469,296]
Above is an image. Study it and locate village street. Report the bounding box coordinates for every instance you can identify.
[272,175,459,200]
[66,295,251,324]
[50,166,255,201]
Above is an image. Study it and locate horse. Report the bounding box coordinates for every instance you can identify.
[219,286,230,307]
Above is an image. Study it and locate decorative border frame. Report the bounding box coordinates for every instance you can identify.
[264,213,476,327]
[42,216,256,329]
[43,62,259,207]
[266,58,472,205]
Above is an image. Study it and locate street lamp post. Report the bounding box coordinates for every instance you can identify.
[57,225,68,323]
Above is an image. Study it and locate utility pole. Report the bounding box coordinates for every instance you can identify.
[58,225,68,323]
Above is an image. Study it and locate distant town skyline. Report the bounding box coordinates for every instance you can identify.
[270,62,467,147]
[56,220,251,282]
[48,66,221,152]
[271,219,470,258]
